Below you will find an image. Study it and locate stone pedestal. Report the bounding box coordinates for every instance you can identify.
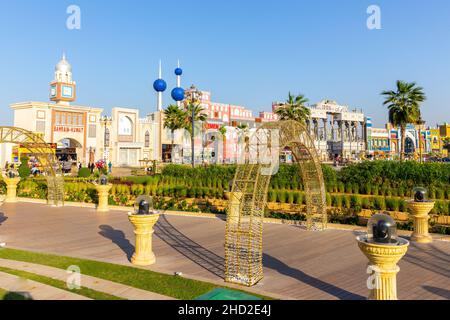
[225,191,243,221]
[95,184,112,212]
[357,236,409,300]
[128,213,160,266]
[407,201,434,244]
[3,177,21,203]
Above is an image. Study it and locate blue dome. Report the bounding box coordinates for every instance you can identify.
[171,87,185,102]
[175,68,183,76]
[153,79,167,92]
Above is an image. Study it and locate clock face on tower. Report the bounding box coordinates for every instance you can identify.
[50,82,76,102]
[50,85,57,97]
[62,85,73,98]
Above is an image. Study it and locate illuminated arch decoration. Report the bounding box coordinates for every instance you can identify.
[225,120,327,286]
[0,127,64,206]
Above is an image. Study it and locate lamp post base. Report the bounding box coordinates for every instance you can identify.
[95,184,112,212]
[128,213,160,266]
[356,235,409,300]
[407,201,434,244]
[3,177,21,203]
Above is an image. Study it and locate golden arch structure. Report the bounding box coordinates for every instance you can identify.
[0,127,64,206]
[225,120,327,286]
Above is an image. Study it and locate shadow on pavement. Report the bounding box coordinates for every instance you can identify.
[98,225,134,261]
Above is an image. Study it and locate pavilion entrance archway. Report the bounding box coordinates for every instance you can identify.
[0,127,64,206]
[225,120,327,286]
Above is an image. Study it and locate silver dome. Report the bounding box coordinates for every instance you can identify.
[55,53,72,73]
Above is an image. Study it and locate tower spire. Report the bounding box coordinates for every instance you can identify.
[153,60,167,112]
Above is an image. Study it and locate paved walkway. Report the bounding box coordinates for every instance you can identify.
[0,271,90,300]
[0,258,173,300]
[0,202,450,300]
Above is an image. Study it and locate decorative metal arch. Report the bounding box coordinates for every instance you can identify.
[225,120,327,286]
[0,127,64,206]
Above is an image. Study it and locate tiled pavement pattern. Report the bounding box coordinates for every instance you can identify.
[0,202,449,300]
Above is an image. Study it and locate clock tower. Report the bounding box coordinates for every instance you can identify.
[50,53,76,105]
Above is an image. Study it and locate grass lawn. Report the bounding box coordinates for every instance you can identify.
[0,266,123,300]
[0,248,270,300]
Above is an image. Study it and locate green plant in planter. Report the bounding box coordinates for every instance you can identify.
[374,197,386,211]
[287,192,295,204]
[18,157,31,178]
[294,192,303,205]
[361,197,371,210]
[268,190,277,203]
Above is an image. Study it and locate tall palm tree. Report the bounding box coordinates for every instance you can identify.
[183,103,207,167]
[381,81,426,161]
[275,92,311,124]
[164,105,186,162]
[219,125,227,164]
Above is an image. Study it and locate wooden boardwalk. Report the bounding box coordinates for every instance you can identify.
[0,202,449,300]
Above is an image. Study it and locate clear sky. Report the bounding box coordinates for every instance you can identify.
[0,0,449,127]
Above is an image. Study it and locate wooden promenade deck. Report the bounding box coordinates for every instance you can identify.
[0,202,449,300]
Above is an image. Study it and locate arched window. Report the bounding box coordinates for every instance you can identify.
[145,131,150,148]
[104,128,110,147]
[119,115,133,135]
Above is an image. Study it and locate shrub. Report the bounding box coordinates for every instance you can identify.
[386,198,400,212]
[350,195,362,212]
[436,189,445,200]
[399,200,407,212]
[372,186,379,196]
[287,192,295,204]
[345,183,353,194]
[338,182,345,193]
[277,190,287,203]
[78,168,91,178]
[268,190,277,203]
[326,193,332,206]
[435,201,449,215]
[374,197,386,211]
[343,195,351,209]
[364,184,372,195]
[332,195,343,208]
[294,192,303,205]
[18,157,31,178]
[361,197,371,210]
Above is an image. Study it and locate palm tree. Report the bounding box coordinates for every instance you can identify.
[381,81,426,161]
[219,125,227,164]
[164,105,186,162]
[275,92,311,123]
[183,103,207,167]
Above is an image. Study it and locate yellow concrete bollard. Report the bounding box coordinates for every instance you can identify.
[128,213,160,266]
[357,236,409,300]
[407,201,434,244]
[95,184,112,212]
[3,176,21,203]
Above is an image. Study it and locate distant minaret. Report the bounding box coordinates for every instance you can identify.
[153,60,167,112]
[50,53,76,105]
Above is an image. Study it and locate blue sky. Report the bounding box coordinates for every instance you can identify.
[0,0,449,127]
